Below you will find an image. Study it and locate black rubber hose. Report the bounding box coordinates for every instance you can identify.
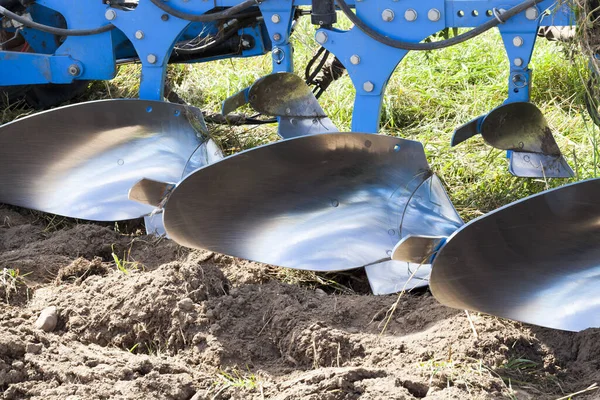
[0,5,115,36]
[148,0,257,22]
[335,0,542,50]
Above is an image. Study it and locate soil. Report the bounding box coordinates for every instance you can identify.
[1,205,600,400]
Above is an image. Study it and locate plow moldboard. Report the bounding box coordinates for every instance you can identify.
[0,99,211,221]
[430,178,600,331]
[164,133,432,272]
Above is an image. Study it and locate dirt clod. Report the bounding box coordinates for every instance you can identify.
[1,207,600,399]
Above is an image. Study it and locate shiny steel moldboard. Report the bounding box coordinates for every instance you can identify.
[0,99,210,221]
[430,178,600,331]
[164,133,431,272]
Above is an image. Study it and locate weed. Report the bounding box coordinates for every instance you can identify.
[111,244,139,275]
[0,267,31,302]
[208,367,262,398]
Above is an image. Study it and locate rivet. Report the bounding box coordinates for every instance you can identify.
[525,7,539,20]
[67,64,80,76]
[363,81,375,92]
[273,33,282,41]
[271,14,281,23]
[404,9,418,22]
[105,9,117,21]
[315,31,328,44]
[147,54,157,64]
[427,8,441,21]
[331,200,339,207]
[161,14,169,21]
[135,30,144,40]
[350,55,360,65]
[382,9,395,22]
[513,57,523,67]
[512,36,523,47]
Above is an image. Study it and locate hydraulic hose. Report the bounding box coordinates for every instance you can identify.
[148,0,258,22]
[0,5,115,36]
[335,0,543,50]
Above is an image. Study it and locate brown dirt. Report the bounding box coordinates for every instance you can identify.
[1,205,600,400]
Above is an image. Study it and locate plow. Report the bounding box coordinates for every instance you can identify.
[0,0,597,333]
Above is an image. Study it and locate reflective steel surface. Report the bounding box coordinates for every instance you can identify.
[430,178,600,331]
[509,150,574,178]
[391,235,446,264]
[0,99,211,221]
[364,174,463,295]
[164,133,432,272]
[365,261,431,295]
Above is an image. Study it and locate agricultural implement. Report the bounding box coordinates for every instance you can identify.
[0,0,597,332]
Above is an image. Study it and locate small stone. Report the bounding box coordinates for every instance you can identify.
[315,288,327,297]
[177,298,194,311]
[34,306,58,332]
[11,361,24,370]
[26,343,43,354]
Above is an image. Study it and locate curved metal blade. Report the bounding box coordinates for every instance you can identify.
[451,116,483,147]
[0,99,211,221]
[364,174,463,295]
[508,150,574,178]
[249,73,327,118]
[430,178,600,331]
[365,260,431,295]
[164,133,432,272]
[481,102,561,155]
[391,235,446,264]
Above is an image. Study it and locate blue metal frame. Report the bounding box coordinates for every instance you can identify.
[0,0,576,129]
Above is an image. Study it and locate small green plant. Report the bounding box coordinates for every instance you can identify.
[208,367,262,398]
[111,244,139,275]
[0,267,31,302]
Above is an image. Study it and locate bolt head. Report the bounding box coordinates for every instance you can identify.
[147,54,157,64]
[404,9,418,22]
[105,9,116,21]
[135,30,144,40]
[273,33,282,41]
[67,64,80,76]
[315,31,328,45]
[512,36,523,47]
[363,81,375,92]
[382,9,395,22]
[427,8,441,22]
[350,55,360,65]
[271,14,281,24]
[513,57,523,67]
[525,7,539,20]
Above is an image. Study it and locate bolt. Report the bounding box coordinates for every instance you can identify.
[363,81,374,92]
[273,33,282,41]
[427,8,441,21]
[315,31,328,44]
[512,36,523,47]
[105,9,116,21]
[67,64,80,76]
[513,57,523,67]
[161,14,169,21]
[404,9,418,22]
[271,14,281,24]
[350,55,360,65]
[382,9,395,22]
[147,54,157,64]
[525,7,538,20]
[135,30,144,40]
